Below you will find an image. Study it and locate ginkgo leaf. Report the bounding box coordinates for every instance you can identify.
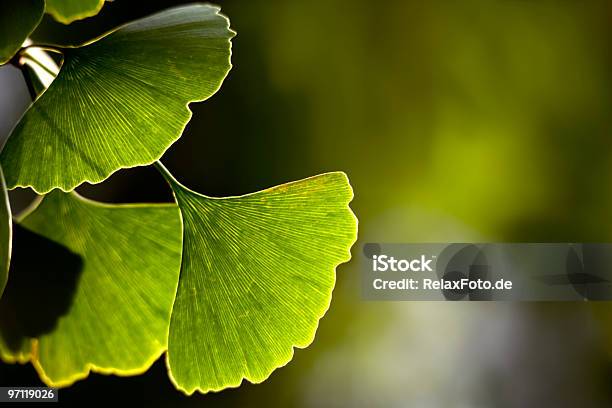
[0,191,182,387]
[156,164,358,394]
[0,224,79,365]
[46,0,105,24]
[0,0,45,64]
[0,4,234,193]
[0,167,11,300]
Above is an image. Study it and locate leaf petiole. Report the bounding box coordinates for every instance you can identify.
[21,54,57,77]
[19,65,37,100]
[154,161,181,189]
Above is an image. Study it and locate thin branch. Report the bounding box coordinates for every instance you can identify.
[23,45,63,55]
[21,55,57,77]
[19,66,37,101]
[154,161,181,188]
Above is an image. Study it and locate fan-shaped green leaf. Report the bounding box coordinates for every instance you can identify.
[0,192,182,387]
[157,165,357,394]
[0,0,45,64]
[1,4,234,193]
[0,167,11,300]
[46,0,105,24]
[0,224,77,365]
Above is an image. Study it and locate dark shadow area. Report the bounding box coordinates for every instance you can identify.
[76,165,174,204]
[0,356,269,407]
[0,224,82,352]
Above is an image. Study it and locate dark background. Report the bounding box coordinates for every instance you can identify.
[2,1,612,406]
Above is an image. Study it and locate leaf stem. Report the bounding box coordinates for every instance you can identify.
[154,161,181,188]
[8,52,37,100]
[9,47,59,100]
[21,55,57,78]
[19,66,38,101]
[23,45,63,55]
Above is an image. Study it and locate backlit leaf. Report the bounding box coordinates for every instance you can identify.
[158,165,358,394]
[0,167,11,300]
[46,0,105,24]
[0,192,182,387]
[0,224,77,365]
[1,4,234,193]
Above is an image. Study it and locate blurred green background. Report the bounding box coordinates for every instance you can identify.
[2,0,612,406]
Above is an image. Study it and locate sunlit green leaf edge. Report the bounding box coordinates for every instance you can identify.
[1,192,182,387]
[0,167,11,310]
[1,4,235,194]
[0,343,29,366]
[157,165,358,395]
[45,0,106,24]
